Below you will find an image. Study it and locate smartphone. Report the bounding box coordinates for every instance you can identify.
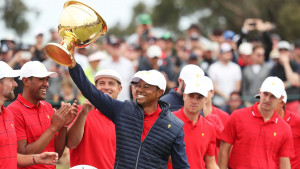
[249,22,256,26]
[20,51,32,60]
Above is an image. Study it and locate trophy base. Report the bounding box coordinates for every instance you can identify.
[45,43,73,66]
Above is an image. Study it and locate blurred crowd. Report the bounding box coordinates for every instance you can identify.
[1,14,299,114]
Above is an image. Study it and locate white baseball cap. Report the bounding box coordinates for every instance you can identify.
[179,64,204,83]
[94,69,122,84]
[278,41,292,51]
[282,90,287,104]
[260,76,284,99]
[88,51,107,62]
[131,70,166,92]
[147,45,162,58]
[19,61,57,80]
[202,76,214,91]
[184,78,208,97]
[0,61,21,79]
[239,42,253,55]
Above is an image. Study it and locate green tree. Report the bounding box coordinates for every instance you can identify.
[1,0,30,37]
[109,0,299,42]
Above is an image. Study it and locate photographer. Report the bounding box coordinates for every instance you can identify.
[236,18,275,61]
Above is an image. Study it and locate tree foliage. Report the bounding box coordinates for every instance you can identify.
[109,0,300,41]
[1,0,30,37]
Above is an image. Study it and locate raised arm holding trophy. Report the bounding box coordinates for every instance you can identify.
[45,1,107,66]
[47,1,189,168]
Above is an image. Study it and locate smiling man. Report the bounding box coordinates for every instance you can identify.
[68,55,189,168]
[67,69,122,168]
[0,61,59,168]
[218,76,294,169]
[7,61,77,169]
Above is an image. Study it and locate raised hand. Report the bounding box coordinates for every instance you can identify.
[243,18,257,32]
[64,100,78,126]
[51,102,71,131]
[82,99,94,115]
[35,152,58,165]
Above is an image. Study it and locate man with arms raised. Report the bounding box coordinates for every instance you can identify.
[67,69,122,168]
[68,51,189,168]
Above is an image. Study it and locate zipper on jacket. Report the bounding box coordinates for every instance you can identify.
[135,104,166,169]
[135,105,144,169]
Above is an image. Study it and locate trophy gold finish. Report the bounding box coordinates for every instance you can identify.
[45,1,107,66]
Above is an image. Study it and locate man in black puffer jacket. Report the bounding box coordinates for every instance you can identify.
[68,56,189,169]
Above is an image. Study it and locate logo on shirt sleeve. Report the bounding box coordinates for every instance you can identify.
[11,123,14,128]
[273,132,277,137]
[202,133,205,136]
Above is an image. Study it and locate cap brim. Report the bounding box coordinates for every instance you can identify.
[94,75,122,84]
[184,88,208,97]
[10,70,21,78]
[260,89,281,98]
[19,72,58,80]
[2,70,21,79]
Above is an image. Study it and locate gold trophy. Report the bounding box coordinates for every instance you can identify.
[45,1,107,66]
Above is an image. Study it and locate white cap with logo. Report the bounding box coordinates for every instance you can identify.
[131,70,166,92]
[260,76,284,98]
[94,69,122,84]
[184,78,208,97]
[0,61,21,79]
[19,61,57,80]
[179,64,204,83]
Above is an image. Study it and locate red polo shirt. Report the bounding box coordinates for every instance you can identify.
[284,110,300,169]
[0,106,17,169]
[221,102,294,169]
[7,94,55,169]
[206,114,224,162]
[212,106,229,127]
[70,106,116,168]
[168,108,216,169]
[142,105,161,141]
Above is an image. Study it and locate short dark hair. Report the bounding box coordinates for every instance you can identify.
[187,24,201,33]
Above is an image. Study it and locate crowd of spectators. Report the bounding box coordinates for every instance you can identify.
[1,15,299,114]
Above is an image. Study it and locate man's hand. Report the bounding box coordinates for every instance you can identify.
[243,18,257,32]
[82,99,94,115]
[35,152,58,165]
[279,53,290,65]
[50,102,71,131]
[64,100,78,126]
[68,42,77,69]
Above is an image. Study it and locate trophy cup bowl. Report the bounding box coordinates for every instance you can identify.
[45,1,107,66]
